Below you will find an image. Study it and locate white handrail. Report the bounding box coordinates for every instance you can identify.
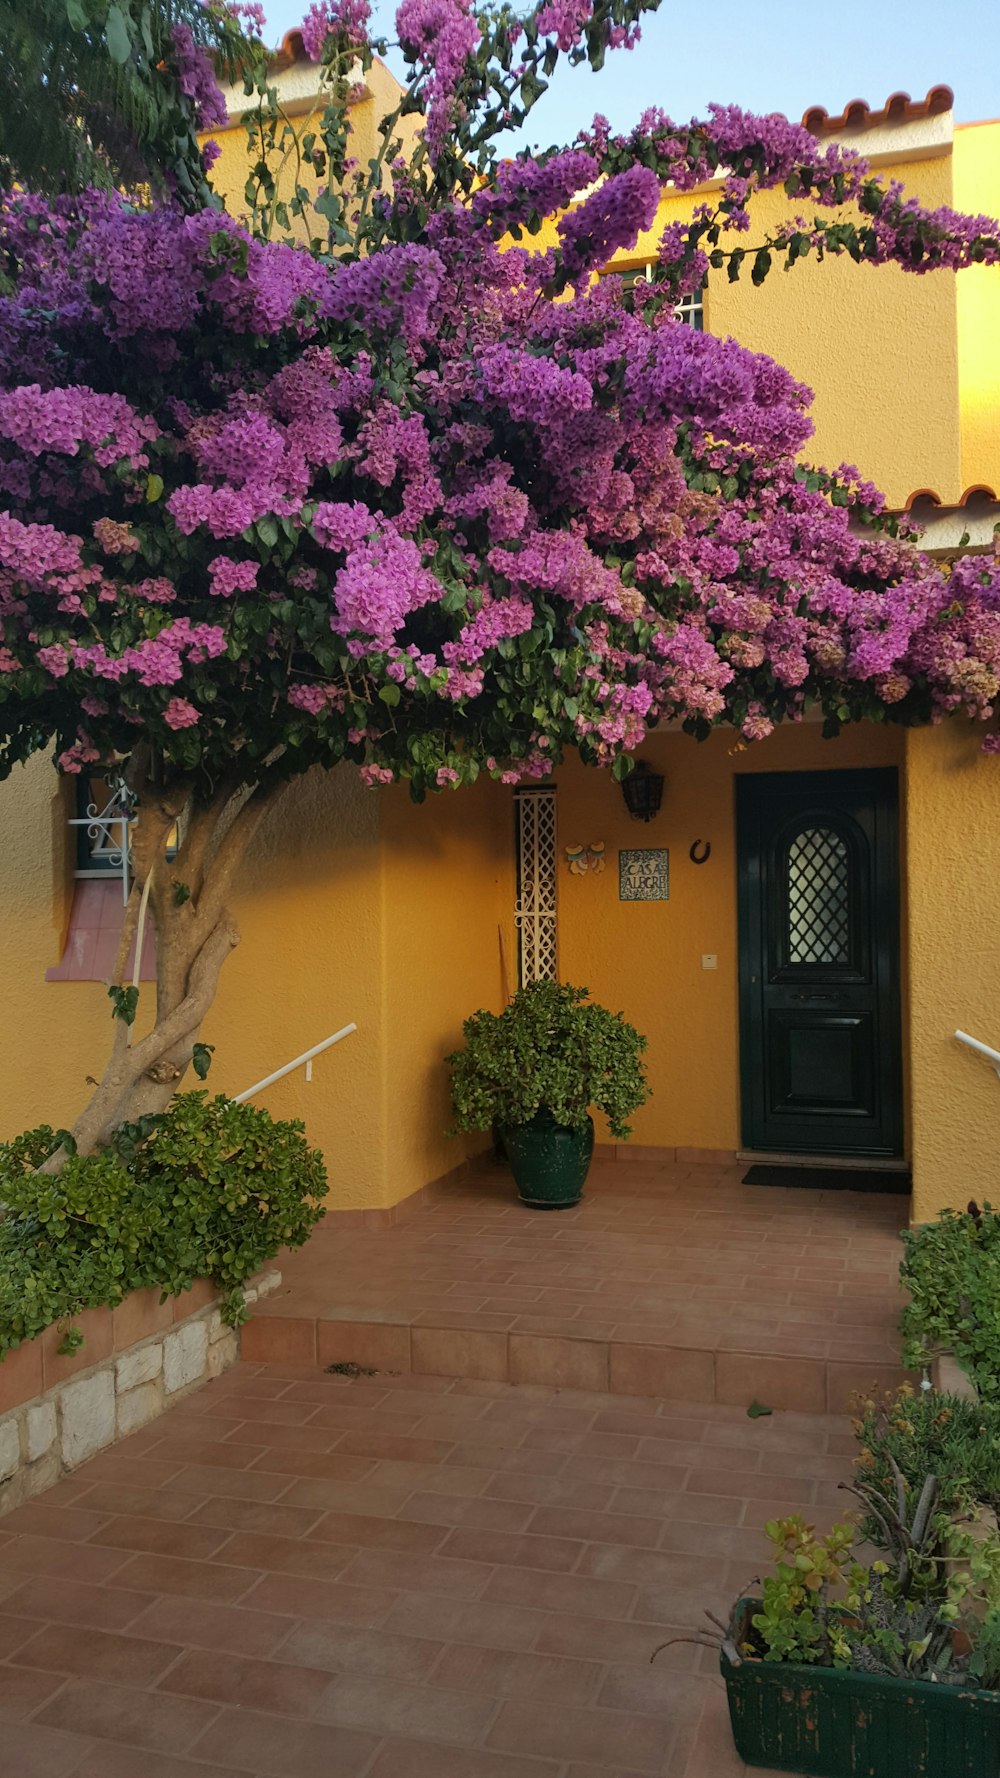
[233,1023,357,1103]
[954,1029,1000,1077]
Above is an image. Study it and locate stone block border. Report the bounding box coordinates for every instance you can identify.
[0,1268,281,1516]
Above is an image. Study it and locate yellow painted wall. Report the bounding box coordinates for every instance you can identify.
[554,721,905,1154]
[955,121,1000,493]
[0,754,107,1134]
[608,156,962,510]
[205,58,417,238]
[905,722,1000,1221]
[380,778,511,1203]
[0,755,506,1211]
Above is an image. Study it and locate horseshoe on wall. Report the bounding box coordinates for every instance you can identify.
[689,840,711,865]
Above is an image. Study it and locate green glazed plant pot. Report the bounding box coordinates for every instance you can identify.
[723,1599,1000,1777]
[499,1112,594,1209]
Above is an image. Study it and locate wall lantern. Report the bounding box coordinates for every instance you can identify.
[620,759,664,823]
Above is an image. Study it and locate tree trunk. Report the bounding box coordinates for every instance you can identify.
[60,772,280,1159]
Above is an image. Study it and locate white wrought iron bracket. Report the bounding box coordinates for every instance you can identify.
[67,775,136,902]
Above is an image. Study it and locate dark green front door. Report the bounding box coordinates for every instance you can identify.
[737,768,903,1157]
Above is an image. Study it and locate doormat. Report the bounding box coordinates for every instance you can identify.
[742,1164,911,1194]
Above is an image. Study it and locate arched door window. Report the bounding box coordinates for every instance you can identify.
[785,826,851,966]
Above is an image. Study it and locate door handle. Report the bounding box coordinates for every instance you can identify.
[791,992,842,1003]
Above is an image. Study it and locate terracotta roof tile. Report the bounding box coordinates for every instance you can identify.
[802,86,953,137]
[900,485,999,511]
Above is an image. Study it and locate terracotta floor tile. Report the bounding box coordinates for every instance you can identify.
[0,1534,131,1586]
[0,1346,841,1778]
[382,1590,545,1651]
[279,1478,416,1516]
[222,1422,338,1454]
[482,1564,638,1620]
[485,1472,615,1510]
[133,1439,265,1472]
[34,1678,219,1756]
[2,1574,157,1632]
[431,1639,600,1704]
[211,1530,357,1582]
[166,1465,295,1503]
[359,1460,487,1503]
[0,1662,69,1719]
[88,1515,230,1561]
[331,1429,459,1464]
[276,1620,445,1681]
[189,1708,379,1778]
[336,1545,491,1598]
[315,1671,495,1742]
[438,1525,583,1572]
[159,1647,330,1716]
[13,1621,180,1688]
[248,1449,380,1483]
[125,1595,295,1659]
[186,1497,323,1539]
[533,1609,685,1666]
[396,1493,535,1533]
[369,1741,563,1778]
[110,1551,261,1604]
[307,1509,446,1552]
[70,1749,249,1778]
[1,1502,111,1543]
[488,1696,673,1770]
[0,1722,97,1778]
[243,1572,397,1626]
[69,1750,252,1778]
[596,1659,710,1719]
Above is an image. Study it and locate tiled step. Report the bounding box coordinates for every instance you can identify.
[241,1309,907,1416]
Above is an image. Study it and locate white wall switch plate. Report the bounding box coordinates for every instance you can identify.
[701,954,718,970]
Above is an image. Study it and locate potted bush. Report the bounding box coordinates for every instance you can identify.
[669,1387,1000,1776]
[900,1199,1000,1402]
[447,981,648,1208]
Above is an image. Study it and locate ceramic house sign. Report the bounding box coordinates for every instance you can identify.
[618,848,670,901]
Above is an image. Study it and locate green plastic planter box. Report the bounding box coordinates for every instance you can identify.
[723,1600,1000,1777]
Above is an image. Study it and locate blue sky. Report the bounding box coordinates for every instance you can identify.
[259,0,999,150]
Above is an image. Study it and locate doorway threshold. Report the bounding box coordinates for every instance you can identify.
[737,1150,909,1172]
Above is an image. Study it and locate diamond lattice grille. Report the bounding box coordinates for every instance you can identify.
[786,827,850,965]
[515,790,557,987]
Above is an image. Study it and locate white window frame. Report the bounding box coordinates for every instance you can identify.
[603,260,705,329]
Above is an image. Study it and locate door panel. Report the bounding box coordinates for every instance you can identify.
[738,769,902,1156]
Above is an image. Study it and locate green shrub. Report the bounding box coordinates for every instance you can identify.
[854,1385,1000,1519]
[447,981,649,1141]
[899,1201,1000,1402]
[0,1092,327,1355]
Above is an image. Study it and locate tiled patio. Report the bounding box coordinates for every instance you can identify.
[244,1156,910,1414]
[0,1360,862,1778]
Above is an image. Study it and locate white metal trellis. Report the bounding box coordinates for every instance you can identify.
[515,788,558,988]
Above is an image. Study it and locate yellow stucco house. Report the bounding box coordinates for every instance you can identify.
[2,51,999,1230]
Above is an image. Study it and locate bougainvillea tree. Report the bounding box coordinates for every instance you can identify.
[2,0,1000,1154]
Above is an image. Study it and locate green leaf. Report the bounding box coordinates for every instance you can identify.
[191,1043,215,1081]
[108,984,139,1026]
[105,2,132,63]
[378,683,401,707]
[747,1401,773,1419]
[65,0,89,29]
[751,248,772,288]
[145,473,164,504]
[172,880,191,907]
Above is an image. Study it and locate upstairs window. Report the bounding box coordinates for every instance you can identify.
[602,261,706,330]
